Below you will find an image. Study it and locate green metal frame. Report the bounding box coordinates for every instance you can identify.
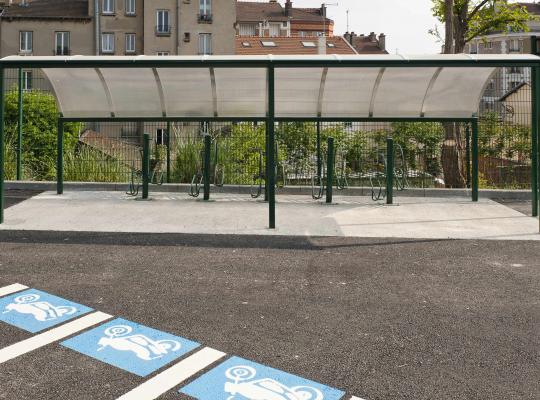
[17,68,23,181]
[1,54,539,229]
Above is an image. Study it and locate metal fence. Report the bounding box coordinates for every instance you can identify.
[1,67,534,192]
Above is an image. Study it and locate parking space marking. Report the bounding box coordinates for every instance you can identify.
[116,347,226,400]
[0,283,28,298]
[0,289,94,333]
[61,318,201,377]
[0,311,113,364]
[180,356,346,400]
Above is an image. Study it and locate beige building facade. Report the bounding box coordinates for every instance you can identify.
[0,0,236,58]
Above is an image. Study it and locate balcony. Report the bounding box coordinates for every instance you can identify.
[155,25,172,36]
[198,13,212,23]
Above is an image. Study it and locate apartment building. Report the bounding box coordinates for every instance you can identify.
[0,0,236,58]
[463,2,540,117]
[236,0,333,38]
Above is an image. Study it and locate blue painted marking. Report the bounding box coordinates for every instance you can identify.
[61,318,200,377]
[0,289,93,333]
[180,356,346,400]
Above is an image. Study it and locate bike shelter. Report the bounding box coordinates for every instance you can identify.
[1,53,540,230]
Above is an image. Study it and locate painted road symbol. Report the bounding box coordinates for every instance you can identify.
[180,356,345,400]
[62,318,200,376]
[0,289,93,333]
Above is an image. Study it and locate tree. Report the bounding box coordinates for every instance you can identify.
[432,0,534,53]
[431,0,534,187]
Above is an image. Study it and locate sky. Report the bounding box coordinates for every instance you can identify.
[278,0,524,54]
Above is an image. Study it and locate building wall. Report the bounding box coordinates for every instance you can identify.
[0,18,93,57]
[93,0,145,55]
[143,0,236,55]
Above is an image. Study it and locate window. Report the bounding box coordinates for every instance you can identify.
[269,23,280,37]
[470,42,478,54]
[156,129,166,145]
[157,51,169,56]
[183,32,191,42]
[510,81,521,90]
[198,33,212,54]
[101,33,115,53]
[508,66,522,74]
[301,41,316,48]
[125,33,136,53]
[509,39,520,52]
[102,0,115,14]
[156,10,170,34]
[486,41,493,49]
[239,24,256,36]
[125,0,135,15]
[19,31,33,53]
[261,41,276,47]
[22,71,32,91]
[199,0,212,21]
[55,32,70,55]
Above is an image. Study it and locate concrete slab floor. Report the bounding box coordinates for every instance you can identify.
[0,191,539,240]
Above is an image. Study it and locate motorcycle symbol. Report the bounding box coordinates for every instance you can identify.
[224,365,324,400]
[97,325,181,361]
[3,293,77,322]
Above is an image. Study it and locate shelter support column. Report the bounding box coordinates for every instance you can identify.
[57,119,64,195]
[386,137,394,205]
[203,134,211,201]
[326,137,334,204]
[531,36,539,217]
[471,119,479,202]
[317,122,322,178]
[267,66,276,229]
[166,121,171,183]
[142,133,150,200]
[17,68,23,181]
[0,68,5,224]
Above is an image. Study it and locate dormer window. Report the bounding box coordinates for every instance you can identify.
[261,41,276,47]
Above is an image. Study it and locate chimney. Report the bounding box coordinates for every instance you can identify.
[285,0,292,16]
[378,33,386,51]
[318,36,327,55]
[369,32,376,42]
[320,3,327,17]
[347,31,356,46]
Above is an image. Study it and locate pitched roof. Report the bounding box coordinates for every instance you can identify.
[236,1,332,23]
[1,0,90,20]
[348,35,388,55]
[499,82,529,101]
[236,36,357,55]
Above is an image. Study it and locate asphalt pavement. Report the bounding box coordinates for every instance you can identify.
[0,230,538,400]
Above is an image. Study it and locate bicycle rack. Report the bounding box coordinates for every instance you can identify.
[126,149,143,197]
[189,147,205,198]
[393,143,409,192]
[370,151,387,201]
[335,148,349,191]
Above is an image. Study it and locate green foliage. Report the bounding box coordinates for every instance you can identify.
[479,112,531,160]
[4,90,80,180]
[64,145,131,183]
[431,0,535,49]
[2,136,17,181]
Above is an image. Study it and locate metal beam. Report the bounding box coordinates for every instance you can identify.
[95,68,116,118]
[152,68,167,117]
[0,68,4,224]
[57,119,64,195]
[471,119,479,202]
[17,68,23,180]
[531,36,539,218]
[267,66,276,229]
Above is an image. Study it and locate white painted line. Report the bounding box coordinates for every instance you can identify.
[0,283,28,298]
[350,397,367,400]
[117,347,226,400]
[0,311,112,364]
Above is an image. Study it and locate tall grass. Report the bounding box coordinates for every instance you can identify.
[64,145,131,183]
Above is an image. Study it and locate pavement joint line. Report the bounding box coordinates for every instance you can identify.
[116,347,227,400]
[0,311,113,364]
[0,283,28,298]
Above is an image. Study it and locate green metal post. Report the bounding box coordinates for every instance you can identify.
[264,126,269,202]
[531,36,539,217]
[166,121,171,183]
[465,124,471,189]
[142,133,150,199]
[203,134,211,201]
[0,68,4,224]
[472,119,479,202]
[386,137,394,205]
[326,137,334,204]
[17,68,23,181]
[56,119,64,195]
[267,67,276,229]
[316,121,322,178]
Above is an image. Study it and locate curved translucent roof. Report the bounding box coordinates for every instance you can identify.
[2,54,538,119]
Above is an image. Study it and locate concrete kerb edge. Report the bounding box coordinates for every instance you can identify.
[4,180,533,200]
